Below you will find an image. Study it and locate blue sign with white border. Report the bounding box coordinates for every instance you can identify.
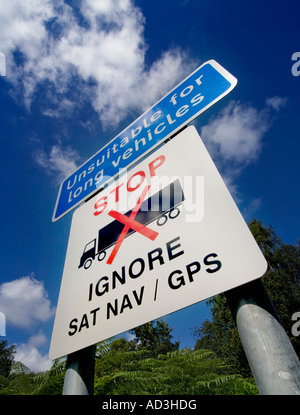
[53,60,237,222]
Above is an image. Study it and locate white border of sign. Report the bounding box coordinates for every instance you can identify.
[49,127,267,360]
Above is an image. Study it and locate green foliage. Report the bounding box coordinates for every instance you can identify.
[0,360,35,395]
[94,347,258,395]
[194,219,300,375]
[94,339,151,379]
[0,375,10,394]
[1,337,257,395]
[0,339,16,377]
[31,358,66,395]
[0,358,66,395]
[31,373,65,395]
[194,294,250,376]
[252,221,300,357]
[95,337,118,358]
[93,332,257,395]
[130,319,179,357]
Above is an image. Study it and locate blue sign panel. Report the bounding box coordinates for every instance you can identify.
[53,60,237,221]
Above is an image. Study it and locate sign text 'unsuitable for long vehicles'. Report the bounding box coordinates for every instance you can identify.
[52,60,237,222]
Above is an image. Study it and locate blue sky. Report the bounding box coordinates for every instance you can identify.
[0,0,299,372]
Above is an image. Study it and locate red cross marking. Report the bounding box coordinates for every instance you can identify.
[106,185,159,265]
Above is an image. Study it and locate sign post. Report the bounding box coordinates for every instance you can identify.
[62,345,95,395]
[226,279,300,395]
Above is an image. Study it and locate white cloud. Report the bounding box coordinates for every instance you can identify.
[201,97,287,171]
[34,143,81,184]
[0,275,55,330]
[1,0,196,127]
[200,98,286,204]
[242,197,262,220]
[265,96,288,112]
[201,101,271,167]
[15,332,52,373]
[42,98,78,119]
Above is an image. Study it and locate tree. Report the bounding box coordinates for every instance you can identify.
[194,219,300,376]
[0,339,16,378]
[194,294,250,376]
[250,221,300,347]
[130,319,179,357]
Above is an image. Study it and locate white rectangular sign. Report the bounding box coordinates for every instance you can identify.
[49,126,267,360]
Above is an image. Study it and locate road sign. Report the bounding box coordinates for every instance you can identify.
[49,126,267,360]
[52,60,237,222]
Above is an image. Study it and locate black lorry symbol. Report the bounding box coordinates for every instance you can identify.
[79,179,185,269]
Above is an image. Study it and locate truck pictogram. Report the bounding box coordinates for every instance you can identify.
[79,179,184,269]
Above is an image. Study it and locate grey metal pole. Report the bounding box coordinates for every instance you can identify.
[63,345,96,395]
[225,279,300,395]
